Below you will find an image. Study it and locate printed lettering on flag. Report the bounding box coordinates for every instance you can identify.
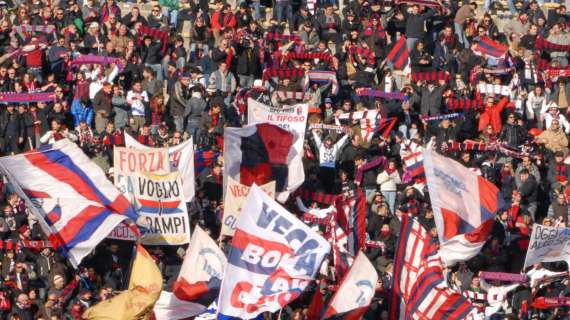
[224,123,303,204]
[221,177,276,237]
[423,149,503,265]
[523,224,570,268]
[0,139,136,267]
[323,251,378,319]
[247,99,307,202]
[132,172,190,245]
[173,226,227,303]
[124,134,195,202]
[113,146,170,176]
[107,222,138,241]
[217,185,330,319]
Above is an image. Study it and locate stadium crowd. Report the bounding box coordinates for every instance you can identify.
[0,0,566,318]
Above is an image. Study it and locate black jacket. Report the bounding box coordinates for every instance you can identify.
[404,8,436,39]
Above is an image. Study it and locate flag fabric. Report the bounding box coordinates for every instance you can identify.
[172,226,227,305]
[386,36,409,69]
[323,252,378,319]
[403,151,426,183]
[474,37,509,58]
[194,150,219,174]
[423,149,504,266]
[217,185,331,319]
[153,292,207,320]
[306,288,324,319]
[335,188,367,256]
[83,244,162,319]
[124,133,195,202]
[224,123,303,203]
[0,139,136,267]
[247,99,308,202]
[390,214,476,320]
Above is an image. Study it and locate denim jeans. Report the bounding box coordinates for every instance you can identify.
[275,2,293,26]
[454,22,469,49]
[382,190,397,214]
[186,120,201,142]
[406,37,419,51]
[145,63,163,81]
[173,115,185,133]
[485,0,515,15]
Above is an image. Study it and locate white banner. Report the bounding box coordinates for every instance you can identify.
[114,146,170,175]
[133,172,191,245]
[524,224,570,269]
[124,134,195,202]
[245,100,308,202]
[217,185,330,319]
[220,177,275,237]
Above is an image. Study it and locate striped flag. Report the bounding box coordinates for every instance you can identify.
[423,149,504,266]
[323,252,378,319]
[0,139,136,267]
[390,215,476,320]
[194,150,219,174]
[335,188,367,256]
[403,151,426,183]
[474,37,509,58]
[386,36,409,70]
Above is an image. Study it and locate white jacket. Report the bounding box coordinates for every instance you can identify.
[313,131,349,168]
[376,170,401,192]
[526,91,547,118]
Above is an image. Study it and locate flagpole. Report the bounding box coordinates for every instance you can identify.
[277,308,283,319]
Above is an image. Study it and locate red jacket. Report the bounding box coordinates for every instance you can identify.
[478,97,509,133]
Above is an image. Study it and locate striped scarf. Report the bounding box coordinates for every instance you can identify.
[294,188,338,205]
[536,36,570,52]
[446,98,484,111]
[262,67,305,81]
[302,70,338,95]
[462,290,504,305]
[264,32,303,47]
[275,90,311,101]
[12,25,56,39]
[309,123,347,133]
[411,71,450,82]
[365,240,385,250]
[0,240,51,250]
[420,113,463,122]
[138,25,169,54]
[477,83,512,97]
[544,67,570,78]
[303,213,332,226]
[356,88,406,100]
[0,92,55,103]
[474,36,509,58]
[442,141,528,158]
[470,65,513,83]
[70,54,124,71]
[284,52,333,66]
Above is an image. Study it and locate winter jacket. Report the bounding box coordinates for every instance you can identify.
[71,99,94,127]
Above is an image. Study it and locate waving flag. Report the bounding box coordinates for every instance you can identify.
[474,37,509,58]
[224,123,303,203]
[0,139,136,267]
[83,244,162,319]
[125,133,195,201]
[218,185,330,319]
[323,251,378,319]
[172,226,227,305]
[386,36,409,70]
[153,292,206,320]
[423,149,504,266]
[390,215,476,320]
[335,188,367,256]
[403,151,426,183]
